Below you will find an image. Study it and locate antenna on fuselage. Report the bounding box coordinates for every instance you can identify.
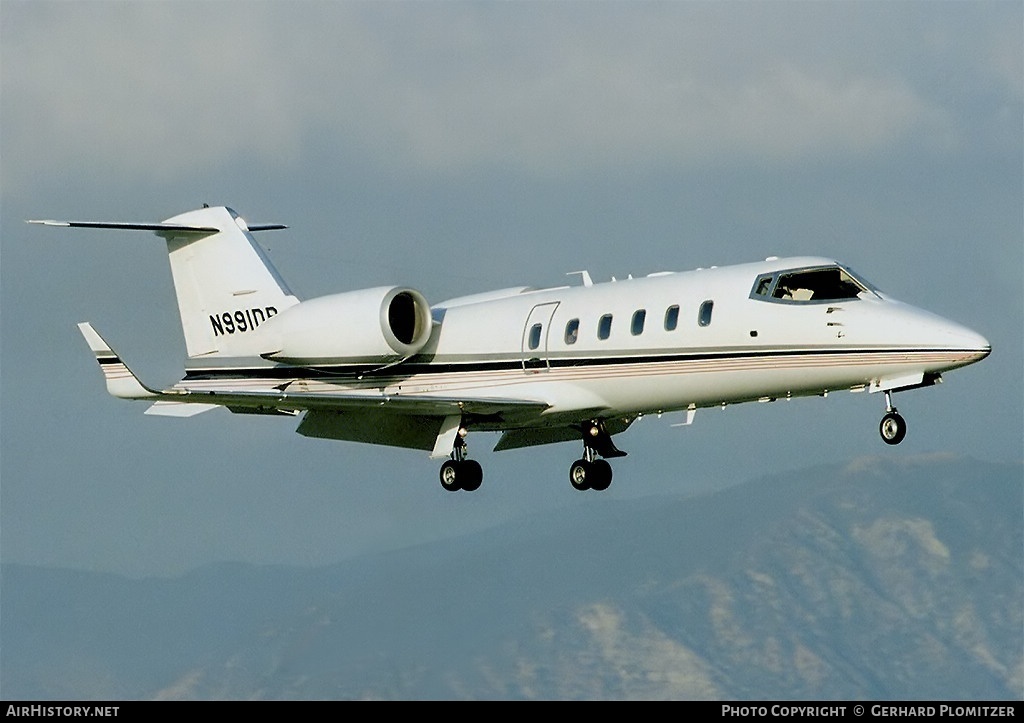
[567,270,593,287]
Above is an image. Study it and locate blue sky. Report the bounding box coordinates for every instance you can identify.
[2,1,1020,577]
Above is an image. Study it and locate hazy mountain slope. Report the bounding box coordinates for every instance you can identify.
[2,455,1020,700]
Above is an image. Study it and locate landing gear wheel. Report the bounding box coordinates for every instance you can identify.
[879,411,907,445]
[461,460,483,492]
[439,459,483,492]
[569,459,592,491]
[440,460,462,492]
[590,459,613,491]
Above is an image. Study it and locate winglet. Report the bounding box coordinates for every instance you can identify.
[77,322,160,399]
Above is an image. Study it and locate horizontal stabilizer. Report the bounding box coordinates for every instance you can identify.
[32,207,297,359]
[77,322,159,400]
[28,219,217,236]
[27,219,286,236]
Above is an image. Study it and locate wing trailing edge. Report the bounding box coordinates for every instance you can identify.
[145,401,220,417]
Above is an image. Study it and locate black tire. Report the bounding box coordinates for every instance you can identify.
[569,459,591,491]
[439,459,462,491]
[879,412,907,445]
[461,460,483,492]
[590,459,613,491]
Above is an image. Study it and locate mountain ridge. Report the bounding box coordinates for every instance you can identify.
[2,454,1020,700]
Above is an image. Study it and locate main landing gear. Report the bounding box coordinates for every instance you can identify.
[439,429,483,492]
[879,391,908,445]
[437,419,627,492]
[569,420,626,492]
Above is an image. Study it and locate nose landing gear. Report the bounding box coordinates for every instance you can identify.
[879,391,907,445]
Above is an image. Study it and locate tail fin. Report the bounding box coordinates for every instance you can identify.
[31,206,300,359]
[159,206,299,358]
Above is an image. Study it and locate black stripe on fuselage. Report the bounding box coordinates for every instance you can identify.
[182,346,979,382]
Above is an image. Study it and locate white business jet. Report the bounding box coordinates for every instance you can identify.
[30,206,990,492]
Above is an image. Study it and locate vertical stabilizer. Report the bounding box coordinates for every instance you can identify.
[159,206,300,358]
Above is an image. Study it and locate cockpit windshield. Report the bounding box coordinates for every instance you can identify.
[751,265,878,303]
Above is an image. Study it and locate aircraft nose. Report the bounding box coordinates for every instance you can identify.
[931,314,991,364]
[957,327,991,363]
[943,317,988,349]
[886,299,991,368]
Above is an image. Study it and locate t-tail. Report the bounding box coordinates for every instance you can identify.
[29,206,299,360]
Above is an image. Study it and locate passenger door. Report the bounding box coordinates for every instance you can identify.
[521,302,559,372]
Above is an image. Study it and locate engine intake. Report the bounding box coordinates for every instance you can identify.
[258,286,432,365]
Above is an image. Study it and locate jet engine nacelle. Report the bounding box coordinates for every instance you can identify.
[258,286,433,365]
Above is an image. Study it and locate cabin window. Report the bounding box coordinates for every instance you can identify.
[664,305,679,331]
[631,309,646,336]
[564,318,579,345]
[698,300,714,327]
[598,314,613,340]
[527,323,543,351]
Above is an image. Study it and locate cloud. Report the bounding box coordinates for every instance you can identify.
[2,3,308,187]
[1,2,1016,192]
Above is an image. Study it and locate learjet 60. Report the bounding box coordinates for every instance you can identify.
[30,206,991,492]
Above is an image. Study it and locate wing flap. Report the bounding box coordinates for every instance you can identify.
[170,386,551,419]
[297,409,448,451]
[494,426,582,451]
[145,401,219,417]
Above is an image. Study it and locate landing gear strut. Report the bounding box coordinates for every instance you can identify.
[879,391,907,445]
[568,420,623,491]
[439,429,483,492]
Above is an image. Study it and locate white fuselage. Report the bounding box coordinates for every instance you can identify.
[180,256,989,432]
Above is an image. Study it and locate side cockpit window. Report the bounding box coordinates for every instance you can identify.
[751,265,874,304]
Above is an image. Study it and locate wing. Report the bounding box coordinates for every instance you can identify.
[78,322,560,456]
